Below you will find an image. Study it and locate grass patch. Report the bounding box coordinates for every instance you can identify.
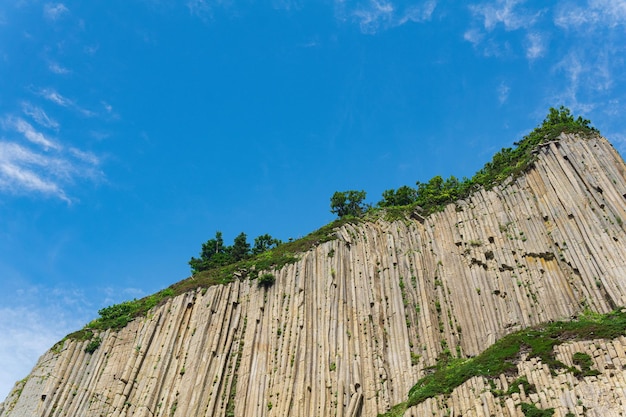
[492,376,535,397]
[571,352,601,377]
[84,336,102,354]
[520,402,554,417]
[377,308,626,414]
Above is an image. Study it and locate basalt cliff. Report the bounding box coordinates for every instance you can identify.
[3,133,626,417]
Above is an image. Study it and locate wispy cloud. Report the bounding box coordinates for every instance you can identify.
[38,88,95,117]
[0,113,102,202]
[339,0,437,34]
[5,116,60,150]
[352,0,395,33]
[463,28,484,47]
[48,61,71,75]
[469,0,540,31]
[554,0,626,29]
[0,143,70,202]
[464,1,625,115]
[43,3,69,21]
[84,44,99,55]
[186,0,231,19]
[39,88,72,107]
[524,31,546,60]
[400,0,437,24]
[550,52,596,114]
[465,1,544,59]
[21,102,59,130]
[0,284,93,400]
[498,81,510,104]
[68,147,100,165]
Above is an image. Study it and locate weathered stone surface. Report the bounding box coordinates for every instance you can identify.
[405,336,626,416]
[3,134,626,417]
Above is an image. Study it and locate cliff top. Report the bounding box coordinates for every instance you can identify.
[67,106,600,341]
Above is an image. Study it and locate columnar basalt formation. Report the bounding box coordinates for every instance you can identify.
[3,134,626,417]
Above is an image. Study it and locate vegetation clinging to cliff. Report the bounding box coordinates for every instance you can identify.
[72,217,357,336]
[362,106,599,217]
[379,308,626,417]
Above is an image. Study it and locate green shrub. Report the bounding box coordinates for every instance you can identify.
[84,336,102,354]
[258,273,276,288]
[572,352,600,377]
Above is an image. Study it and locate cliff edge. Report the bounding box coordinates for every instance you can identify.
[3,133,626,417]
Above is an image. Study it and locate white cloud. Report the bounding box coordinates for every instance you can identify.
[84,44,99,55]
[0,285,92,401]
[554,52,583,90]
[353,0,395,33]
[403,0,437,23]
[465,1,543,60]
[38,88,95,117]
[549,52,597,115]
[7,116,60,150]
[0,117,103,202]
[21,102,59,130]
[464,30,512,57]
[43,3,69,21]
[549,41,617,114]
[555,0,626,29]
[464,28,484,46]
[0,142,71,200]
[186,0,222,18]
[39,88,72,107]
[589,49,613,92]
[469,0,540,31]
[341,0,437,34]
[498,81,510,104]
[69,147,100,166]
[48,62,70,75]
[524,32,545,60]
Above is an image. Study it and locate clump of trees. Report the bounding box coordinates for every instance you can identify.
[331,106,599,219]
[189,232,282,273]
[330,190,369,218]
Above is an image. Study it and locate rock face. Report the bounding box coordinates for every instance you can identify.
[3,134,626,417]
[408,336,626,417]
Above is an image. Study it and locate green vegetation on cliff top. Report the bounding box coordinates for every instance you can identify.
[362,105,598,218]
[70,106,598,337]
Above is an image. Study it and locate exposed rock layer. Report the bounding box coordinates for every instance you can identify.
[3,134,626,417]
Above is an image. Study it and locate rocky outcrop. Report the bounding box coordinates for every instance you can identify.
[3,134,626,417]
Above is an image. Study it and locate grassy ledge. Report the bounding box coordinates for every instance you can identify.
[378,308,626,417]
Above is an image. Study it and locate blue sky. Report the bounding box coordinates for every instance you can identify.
[2,0,626,399]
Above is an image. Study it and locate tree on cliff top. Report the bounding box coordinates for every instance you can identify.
[330,190,368,218]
